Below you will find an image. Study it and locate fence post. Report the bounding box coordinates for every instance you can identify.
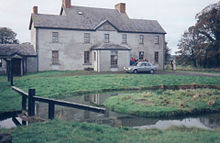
[10,60,13,86]
[22,95,27,111]
[48,101,55,119]
[28,89,35,117]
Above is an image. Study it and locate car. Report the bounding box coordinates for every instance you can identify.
[124,62,157,74]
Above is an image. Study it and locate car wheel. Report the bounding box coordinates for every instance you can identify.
[150,70,154,74]
[133,69,138,74]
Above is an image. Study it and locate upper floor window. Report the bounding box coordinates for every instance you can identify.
[52,50,59,64]
[0,59,2,67]
[84,51,90,64]
[52,32,59,43]
[104,34,110,43]
[139,35,144,44]
[84,33,90,43]
[154,36,159,44]
[111,51,118,67]
[122,34,127,44]
[155,52,159,63]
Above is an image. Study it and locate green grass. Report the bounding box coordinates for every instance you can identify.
[104,89,220,117]
[1,120,219,143]
[1,71,220,113]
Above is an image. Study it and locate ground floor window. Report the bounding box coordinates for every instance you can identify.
[52,51,59,64]
[84,51,90,64]
[139,51,144,60]
[154,52,159,63]
[0,59,2,67]
[111,51,118,67]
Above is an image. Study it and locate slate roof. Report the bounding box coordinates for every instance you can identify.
[0,43,36,57]
[30,5,166,34]
[91,43,131,51]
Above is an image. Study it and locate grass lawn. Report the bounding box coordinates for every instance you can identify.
[1,120,219,143]
[1,70,220,113]
[104,89,220,117]
[165,65,220,74]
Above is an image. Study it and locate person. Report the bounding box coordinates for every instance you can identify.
[130,57,135,65]
[170,60,173,70]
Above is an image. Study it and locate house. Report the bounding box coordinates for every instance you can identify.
[0,43,37,75]
[29,0,166,72]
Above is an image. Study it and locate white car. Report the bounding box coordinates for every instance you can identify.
[124,62,157,74]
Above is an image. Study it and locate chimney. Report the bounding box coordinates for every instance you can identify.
[115,3,126,13]
[33,6,38,14]
[62,0,71,8]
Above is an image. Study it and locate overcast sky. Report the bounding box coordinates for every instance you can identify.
[0,0,219,54]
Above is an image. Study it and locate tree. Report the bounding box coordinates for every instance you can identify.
[177,2,220,68]
[0,27,19,44]
[165,42,171,64]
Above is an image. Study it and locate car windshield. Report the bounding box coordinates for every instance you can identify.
[137,62,142,66]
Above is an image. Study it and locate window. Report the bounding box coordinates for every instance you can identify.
[52,51,59,64]
[122,34,127,44]
[84,51,90,64]
[154,36,159,44]
[84,33,90,43]
[139,35,144,44]
[104,34,110,43]
[0,59,2,67]
[94,52,96,61]
[52,32,59,43]
[139,51,144,60]
[155,52,159,63]
[111,51,118,67]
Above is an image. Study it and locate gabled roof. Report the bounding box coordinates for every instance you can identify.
[29,5,166,34]
[91,43,131,51]
[0,43,36,57]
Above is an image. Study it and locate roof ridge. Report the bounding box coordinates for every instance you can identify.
[130,18,157,21]
[71,5,116,11]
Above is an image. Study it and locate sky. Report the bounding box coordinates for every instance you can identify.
[0,0,219,54]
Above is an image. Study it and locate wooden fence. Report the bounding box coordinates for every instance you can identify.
[12,86,106,119]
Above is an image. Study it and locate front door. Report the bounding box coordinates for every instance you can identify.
[12,59,21,76]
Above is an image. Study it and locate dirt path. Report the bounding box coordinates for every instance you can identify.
[159,71,220,77]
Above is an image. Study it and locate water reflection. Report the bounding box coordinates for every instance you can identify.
[1,91,219,129]
[34,92,220,130]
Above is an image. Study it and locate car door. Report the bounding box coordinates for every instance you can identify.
[145,63,151,72]
[138,63,146,72]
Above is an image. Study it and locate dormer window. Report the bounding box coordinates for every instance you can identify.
[78,11,83,15]
[104,34,110,43]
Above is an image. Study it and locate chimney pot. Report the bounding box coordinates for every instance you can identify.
[33,6,38,14]
[62,0,71,8]
[115,3,126,13]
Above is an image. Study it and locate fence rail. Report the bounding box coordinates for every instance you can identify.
[12,86,106,119]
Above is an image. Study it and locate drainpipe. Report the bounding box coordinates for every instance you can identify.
[36,28,39,72]
[98,50,100,72]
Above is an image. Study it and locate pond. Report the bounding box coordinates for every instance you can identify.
[1,91,220,130]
